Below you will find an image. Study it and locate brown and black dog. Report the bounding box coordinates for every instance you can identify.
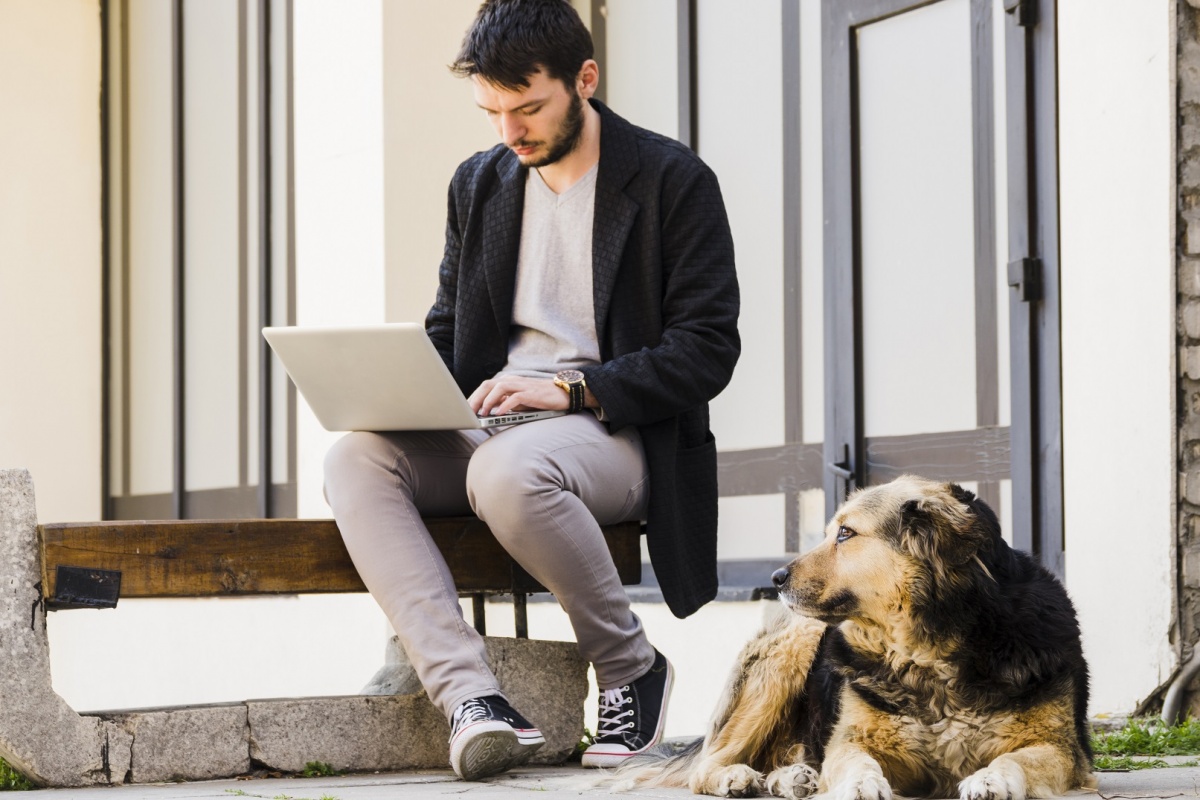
[615,476,1094,800]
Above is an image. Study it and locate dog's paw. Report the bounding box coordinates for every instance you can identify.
[692,763,766,797]
[958,763,1028,800]
[765,764,820,799]
[828,773,893,800]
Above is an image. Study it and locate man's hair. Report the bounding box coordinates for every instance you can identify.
[450,0,594,91]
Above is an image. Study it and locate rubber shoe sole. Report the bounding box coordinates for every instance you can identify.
[581,661,674,769]
[450,721,545,781]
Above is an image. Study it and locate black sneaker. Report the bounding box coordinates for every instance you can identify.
[448,695,545,780]
[581,650,674,768]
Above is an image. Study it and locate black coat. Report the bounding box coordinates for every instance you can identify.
[426,101,740,618]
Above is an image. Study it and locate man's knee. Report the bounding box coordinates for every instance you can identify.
[465,442,556,533]
[323,430,398,503]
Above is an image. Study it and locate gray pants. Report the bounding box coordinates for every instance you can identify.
[323,413,655,721]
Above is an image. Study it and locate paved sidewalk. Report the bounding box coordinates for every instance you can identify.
[15,765,1200,799]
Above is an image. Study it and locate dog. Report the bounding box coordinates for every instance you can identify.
[614,475,1094,800]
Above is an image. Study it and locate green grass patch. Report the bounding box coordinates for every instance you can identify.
[1094,755,1172,771]
[0,758,32,791]
[300,761,342,778]
[1093,717,1200,757]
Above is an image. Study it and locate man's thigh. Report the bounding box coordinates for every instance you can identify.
[357,428,491,516]
[468,414,649,524]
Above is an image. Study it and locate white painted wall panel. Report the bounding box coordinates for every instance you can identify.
[183,0,241,492]
[603,0,678,139]
[698,0,785,453]
[382,0,495,326]
[800,0,824,446]
[293,0,386,516]
[857,0,977,440]
[0,0,102,521]
[1059,0,1175,714]
[127,0,175,496]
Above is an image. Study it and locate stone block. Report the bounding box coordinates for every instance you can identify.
[0,469,125,787]
[360,636,423,697]
[1182,347,1200,381]
[484,637,588,764]
[93,704,250,784]
[1183,38,1200,108]
[1184,208,1200,256]
[1187,301,1200,341]
[248,694,448,773]
[360,635,586,765]
[1184,107,1200,153]
[1182,260,1200,299]
[1186,468,1200,508]
[1184,544,1200,590]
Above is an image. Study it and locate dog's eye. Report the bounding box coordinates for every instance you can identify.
[836,525,856,544]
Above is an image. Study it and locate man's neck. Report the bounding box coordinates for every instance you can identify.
[534,102,602,194]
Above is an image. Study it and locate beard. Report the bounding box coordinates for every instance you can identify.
[515,89,585,168]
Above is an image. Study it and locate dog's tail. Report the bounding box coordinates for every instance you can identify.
[605,737,705,791]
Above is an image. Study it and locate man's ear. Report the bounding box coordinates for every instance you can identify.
[576,59,599,100]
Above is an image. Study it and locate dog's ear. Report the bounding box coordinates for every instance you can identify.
[899,485,988,567]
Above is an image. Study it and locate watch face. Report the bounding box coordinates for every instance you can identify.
[556,369,585,384]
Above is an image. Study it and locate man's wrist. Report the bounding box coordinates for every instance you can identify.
[553,369,587,413]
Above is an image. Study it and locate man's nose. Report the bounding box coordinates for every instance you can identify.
[500,114,525,146]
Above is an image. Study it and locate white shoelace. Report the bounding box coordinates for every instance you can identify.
[452,698,490,730]
[596,686,635,736]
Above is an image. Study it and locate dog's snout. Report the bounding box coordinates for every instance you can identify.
[771,567,789,588]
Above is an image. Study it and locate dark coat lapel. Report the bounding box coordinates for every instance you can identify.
[483,153,527,335]
[592,102,640,347]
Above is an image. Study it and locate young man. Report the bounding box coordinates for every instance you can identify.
[323,0,739,781]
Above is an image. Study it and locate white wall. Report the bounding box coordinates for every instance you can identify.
[0,0,102,523]
[293,0,386,516]
[382,1,498,326]
[1059,0,1177,714]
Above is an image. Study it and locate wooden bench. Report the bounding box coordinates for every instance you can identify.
[37,516,642,638]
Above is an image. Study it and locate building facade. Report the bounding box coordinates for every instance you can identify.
[0,0,1186,731]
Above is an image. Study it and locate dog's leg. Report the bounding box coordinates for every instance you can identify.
[765,764,820,799]
[816,744,893,800]
[690,616,827,798]
[958,744,1078,800]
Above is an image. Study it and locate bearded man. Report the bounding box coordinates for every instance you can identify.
[323,0,740,781]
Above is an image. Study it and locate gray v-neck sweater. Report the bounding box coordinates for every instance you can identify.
[500,163,600,379]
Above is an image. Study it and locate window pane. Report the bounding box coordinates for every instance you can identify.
[857,0,976,439]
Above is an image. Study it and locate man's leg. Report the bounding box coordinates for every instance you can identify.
[323,430,545,779]
[465,414,670,766]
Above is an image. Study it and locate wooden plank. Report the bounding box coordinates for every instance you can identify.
[39,517,642,601]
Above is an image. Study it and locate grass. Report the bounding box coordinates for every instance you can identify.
[0,759,32,791]
[1093,717,1200,757]
[300,761,342,778]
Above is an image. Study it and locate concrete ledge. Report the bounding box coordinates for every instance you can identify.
[0,468,588,786]
[248,695,448,772]
[0,469,131,787]
[94,704,250,784]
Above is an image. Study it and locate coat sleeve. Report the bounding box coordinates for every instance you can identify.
[424,169,465,373]
[582,163,741,429]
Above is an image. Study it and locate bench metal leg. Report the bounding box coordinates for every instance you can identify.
[514,593,528,639]
[472,594,486,635]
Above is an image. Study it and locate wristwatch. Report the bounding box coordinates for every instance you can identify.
[553,369,587,413]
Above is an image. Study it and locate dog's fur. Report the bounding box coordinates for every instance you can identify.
[616,476,1094,800]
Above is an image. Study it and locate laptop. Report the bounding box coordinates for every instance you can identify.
[262,323,567,432]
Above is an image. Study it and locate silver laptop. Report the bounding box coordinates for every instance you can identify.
[262,323,566,432]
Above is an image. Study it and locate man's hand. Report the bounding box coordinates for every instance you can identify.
[469,376,569,416]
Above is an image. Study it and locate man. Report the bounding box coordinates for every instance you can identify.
[323,0,739,782]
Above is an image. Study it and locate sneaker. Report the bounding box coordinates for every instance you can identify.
[581,650,674,768]
[448,695,545,781]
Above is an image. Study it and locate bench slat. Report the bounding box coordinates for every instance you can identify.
[38,518,641,602]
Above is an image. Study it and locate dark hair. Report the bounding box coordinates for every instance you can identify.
[450,0,594,91]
